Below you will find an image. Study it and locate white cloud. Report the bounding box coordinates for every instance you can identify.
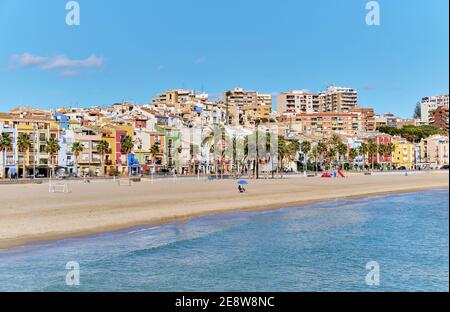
[11,53,48,67]
[42,55,103,70]
[10,53,104,76]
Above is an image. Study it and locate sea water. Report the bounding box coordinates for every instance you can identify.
[0,190,448,291]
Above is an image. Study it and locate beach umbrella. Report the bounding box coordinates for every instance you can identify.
[237,180,249,185]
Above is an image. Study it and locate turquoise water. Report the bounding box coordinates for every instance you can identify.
[0,190,448,291]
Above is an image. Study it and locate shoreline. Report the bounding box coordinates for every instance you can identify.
[0,173,448,250]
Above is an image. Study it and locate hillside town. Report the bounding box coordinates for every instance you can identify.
[0,87,448,179]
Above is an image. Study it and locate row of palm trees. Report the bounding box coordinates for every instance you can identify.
[72,135,136,177]
[0,132,61,178]
[298,134,396,171]
[201,125,301,179]
[1,129,396,179]
[200,129,398,178]
[0,132,140,178]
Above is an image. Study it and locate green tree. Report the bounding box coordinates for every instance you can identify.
[277,135,289,178]
[288,139,300,171]
[377,125,444,142]
[71,141,84,176]
[378,144,387,168]
[97,140,109,176]
[44,137,60,178]
[202,125,228,178]
[317,141,327,169]
[337,143,348,169]
[245,130,272,179]
[359,143,369,170]
[120,135,134,175]
[17,133,33,178]
[301,140,311,172]
[329,134,343,168]
[0,132,13,178]
[150,143,161,163]
[349,148,359,170]
[368,139,378,170]
[386,143,395,170]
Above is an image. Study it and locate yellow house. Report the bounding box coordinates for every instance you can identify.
[96,124,134,175]
[392,136,416,169]
[0,112,57,177]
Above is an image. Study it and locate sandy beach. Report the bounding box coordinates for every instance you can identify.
[0,172,448,249]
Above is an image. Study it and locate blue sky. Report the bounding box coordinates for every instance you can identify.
[0,0,448,117]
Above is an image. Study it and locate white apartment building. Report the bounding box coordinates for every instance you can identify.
[276,90,320,114]
[319,86,358,113]
[420,134,449,168]
[420,94,449,124]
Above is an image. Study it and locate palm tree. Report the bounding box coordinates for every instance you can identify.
[386,143,395,170]
[150,143,161,163]
[120,135,134,176]
[44,137,60,178]
[97,140,109,176]
[188,143,200,174]
[277,135,289,178]
[359,143,369,170]
[337,142,348,169]
[17,133,32,178]
[329,134,343,168]
[0,132,13,179]
[239,130,268,179]
[71,141,84,176]
[202,125,229,178]
[368,139,378,170]
[327,146,336,169]
[349,148,359,171]
[317,141,327,170]
[377,144,387,169]
[287,139,300,173]
[301,140,311,172]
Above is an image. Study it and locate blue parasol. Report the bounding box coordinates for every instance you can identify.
[237,180,249,185]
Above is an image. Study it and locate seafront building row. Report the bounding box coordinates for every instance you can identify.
[0,87,448,178]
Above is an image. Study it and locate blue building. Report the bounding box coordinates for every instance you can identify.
[54,112,69,130]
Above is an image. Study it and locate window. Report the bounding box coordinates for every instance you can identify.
[92,154,101,162]
[81,154,89,161]
[39,133,46,141]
